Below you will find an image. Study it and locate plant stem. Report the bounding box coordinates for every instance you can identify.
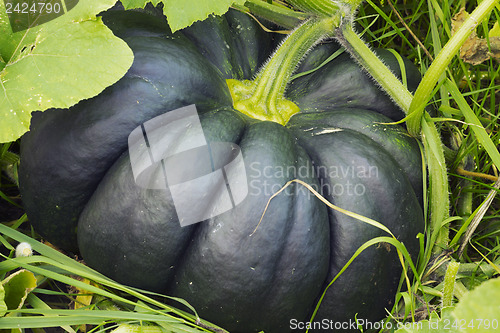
[342,0,365,9]
[456,167,498,182]
[422,113,450,256]
[441,261,459,308]
[338,22,451,256]
[339,24,414,113]
[287,0,341,17]
[236,0,310,29]
[227,16,340,124]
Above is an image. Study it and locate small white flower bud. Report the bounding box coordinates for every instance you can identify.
[15,242,33,257]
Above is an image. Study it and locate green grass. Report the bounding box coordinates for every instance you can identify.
[2,0,500,332]
[356,0,500,329]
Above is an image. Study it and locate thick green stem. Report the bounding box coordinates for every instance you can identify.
[342,0,365,8]
[442,261,460,308]
[227,16,340,124]
[421,113,450,256]
[339,23,450,256]
[287,0,342,17]
[340,24,414,113]
[235,0,310,29]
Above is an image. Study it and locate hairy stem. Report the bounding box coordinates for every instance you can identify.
[339,24,414,113]
[442,261,460,308]
[339,23,450,257]
[287,0,341,17]
[236,0,310,29]
[227,16,340,124]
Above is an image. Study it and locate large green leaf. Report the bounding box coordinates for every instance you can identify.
[0,0,134,143]
[453,277,500,332]
[1,269,37,312]
[396,278,500,332]
[120,0,247,32]
[0,283,6,317]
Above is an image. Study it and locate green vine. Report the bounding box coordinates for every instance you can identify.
[336,20,451,255]
[338,24,414,112]
[287,0,342,17]
[234,0,310,29]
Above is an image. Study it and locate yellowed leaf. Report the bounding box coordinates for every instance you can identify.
[489,21,500,37]
[451,8,500,65]
[1,269,37,311]
[68,274,95,310]
[68,276,95,333]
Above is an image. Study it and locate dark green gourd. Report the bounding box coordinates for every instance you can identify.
[19,9,424,333]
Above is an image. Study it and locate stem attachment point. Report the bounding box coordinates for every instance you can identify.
[227,17,340,125]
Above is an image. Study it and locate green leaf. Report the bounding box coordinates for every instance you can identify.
[489,21,500,37]
[121,0,247,32]
[1,269,37,311]
[452,277,500,332]
[4,0,80,33]
[0,0,134,143]
[111,323,165,333]
[0,283,6,317]
[396,279,500,332]
[120,0,155,9]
